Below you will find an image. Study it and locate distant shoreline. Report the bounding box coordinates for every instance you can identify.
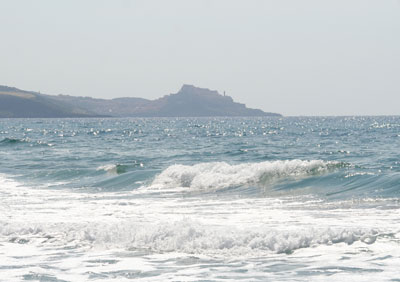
[0,84,281,118]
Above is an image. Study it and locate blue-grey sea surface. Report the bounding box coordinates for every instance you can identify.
[0,117,399,281]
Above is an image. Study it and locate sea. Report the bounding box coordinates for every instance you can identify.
[0,116,399,281]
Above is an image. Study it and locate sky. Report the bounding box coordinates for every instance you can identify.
[1,0,399,116]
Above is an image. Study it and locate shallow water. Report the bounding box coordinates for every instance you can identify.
[1,117,400,281]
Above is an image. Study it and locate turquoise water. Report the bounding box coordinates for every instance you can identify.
[1,117,400,281]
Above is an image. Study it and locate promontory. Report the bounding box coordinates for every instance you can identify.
[0,84,281,118]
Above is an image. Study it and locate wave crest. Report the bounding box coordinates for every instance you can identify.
[151,160,344,190]
[0,137,26,145]
[97,164,128,175]
[0,219,378,256]
[125,220,377,255]
[0,137,51,147]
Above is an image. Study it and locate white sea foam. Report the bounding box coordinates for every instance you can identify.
[97,164,118,172]
[96,164,128,175]
[117,220,378,255]
[1,172,399,281]
[0,173,27,197]
[151,160,341,190]
[0,219,378,256]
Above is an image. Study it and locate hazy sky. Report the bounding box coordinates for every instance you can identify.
[1,0,399,116]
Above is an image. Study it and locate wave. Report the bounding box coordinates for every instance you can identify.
[96,161,145,175]
[151,160,345,191]
[122,220,378,255]
[0,137,51,147]
[0,137,26,145]
[97,164,129,175]
[0,219,379,256]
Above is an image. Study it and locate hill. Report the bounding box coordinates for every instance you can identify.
[138,84,280,117]
[0,84,281,118]
[0,86,101,118]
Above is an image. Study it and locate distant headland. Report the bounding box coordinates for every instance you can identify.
[0,84,281,118]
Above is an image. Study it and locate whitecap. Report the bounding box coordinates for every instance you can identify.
[151,160,344,190]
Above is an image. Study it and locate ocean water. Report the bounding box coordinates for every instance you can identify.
[0,116,399,281]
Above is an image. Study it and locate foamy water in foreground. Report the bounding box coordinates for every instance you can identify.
[1,117,400,281]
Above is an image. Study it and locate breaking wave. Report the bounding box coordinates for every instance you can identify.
[97,164,129,175]
[0,219,378,256]
[151,160,345,190]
